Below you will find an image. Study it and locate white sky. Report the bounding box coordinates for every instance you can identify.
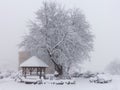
[0,0,120,71]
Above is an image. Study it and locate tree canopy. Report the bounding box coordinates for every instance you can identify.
[20,2,94,76]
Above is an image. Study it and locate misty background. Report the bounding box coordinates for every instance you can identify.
[0,0,120,71]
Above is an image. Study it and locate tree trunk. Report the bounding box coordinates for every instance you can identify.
[50,57,63,77]
[54,64,63,77]
[47,49,63,77]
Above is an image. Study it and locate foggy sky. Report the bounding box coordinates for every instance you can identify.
[0,0,120,71]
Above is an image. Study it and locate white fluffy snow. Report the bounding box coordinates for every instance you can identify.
[20,56,48,67]
[0,75,120,90]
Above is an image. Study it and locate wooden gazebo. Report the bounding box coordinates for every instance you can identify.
[20,56,49,79]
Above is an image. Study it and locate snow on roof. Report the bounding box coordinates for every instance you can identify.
[20,56,49,67]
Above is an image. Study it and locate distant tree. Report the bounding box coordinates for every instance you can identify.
[20,2,94,77]
[106,59,120,75]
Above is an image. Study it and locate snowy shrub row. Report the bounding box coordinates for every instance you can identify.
[21,79,76,85]
[0,70,13,79]
[0,70,22,80]
[40,79,76,85]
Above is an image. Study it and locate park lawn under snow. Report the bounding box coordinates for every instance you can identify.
[0,76,120,90]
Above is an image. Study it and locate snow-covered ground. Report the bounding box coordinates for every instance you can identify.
[0,75,120,90]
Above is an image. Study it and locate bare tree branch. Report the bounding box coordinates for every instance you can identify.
[51,32,68,54]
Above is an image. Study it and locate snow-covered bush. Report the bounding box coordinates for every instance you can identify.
[42,79,75,85]
[10,71,22,79]
[106,59,120,75]
[45,74,55,80]
[0,70,12,79]
[89,73,112,83]
[12,71,23,82]
[82,71,95,78]
[0,75,4,79]
[71,72,82,78]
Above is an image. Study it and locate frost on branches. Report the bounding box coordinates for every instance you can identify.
[20,2,94,77]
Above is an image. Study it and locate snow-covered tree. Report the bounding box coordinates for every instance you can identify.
[106,59,120,75]
[20,2,94,77]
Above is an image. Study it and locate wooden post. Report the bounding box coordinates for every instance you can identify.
[36,67,38,75]
[43,68,46,79]
[40,68,42,79]
[23,67,25,77]
[29,68,32,75]
[22,67,24,76]
[24,67,26,78]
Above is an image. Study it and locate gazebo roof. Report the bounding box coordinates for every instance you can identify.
[20,56,49,68]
